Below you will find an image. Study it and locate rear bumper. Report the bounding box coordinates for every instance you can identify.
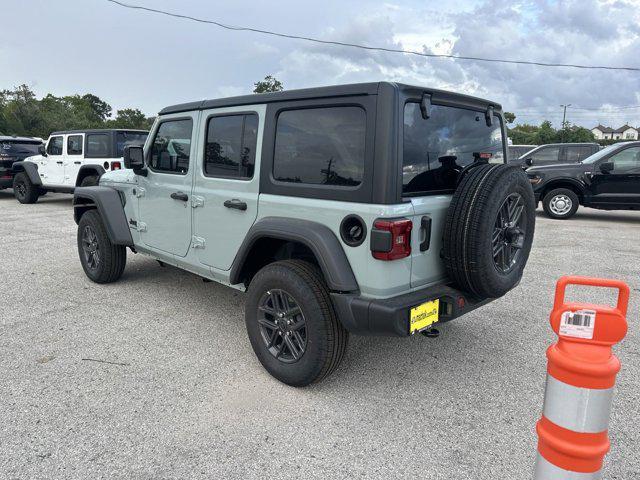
[0,175,13,189]
[330,283,494,337]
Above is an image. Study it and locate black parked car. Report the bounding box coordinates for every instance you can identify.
[513,142,600,168]
[527,141,640,219]
[0,136,44,189]
[508,144,537,162]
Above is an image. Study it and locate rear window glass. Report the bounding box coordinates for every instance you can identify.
[273,106,365,187]
[403,103,504,195]
[204,114,258,179]
[116,132,148,157]
[86,134,110,158]
[0,141,41,156]
[67,135,83,155]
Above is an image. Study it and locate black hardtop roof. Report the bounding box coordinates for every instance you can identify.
[50,128,148,135]
[159,82,502,115]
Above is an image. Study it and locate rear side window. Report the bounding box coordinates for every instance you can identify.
[86,134,110,158]
[403,103,504,195]
[273,106,365,186]
[47,136,63,155]
[204,114,258,179]
[116,132,148,157]
[149,119,193,174]
[67,135,83,155]
[531,146,560,164]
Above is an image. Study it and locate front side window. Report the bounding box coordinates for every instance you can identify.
[67,135,83,155]
[531,146,560,164]
[608,147,640,173]
[47,136,63,156]
[116,132,148,157]
[204,114,258,179]
[86,134,110,158]
[273,106,365,186]
[149,119,193,174]
[403,103,504,195]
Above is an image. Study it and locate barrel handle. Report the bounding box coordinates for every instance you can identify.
[554,276,630,318]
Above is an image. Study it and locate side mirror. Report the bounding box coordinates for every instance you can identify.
[525,157,533,166]
[599,161,614,174]
[38,145,47,156]
[123,145,145,172]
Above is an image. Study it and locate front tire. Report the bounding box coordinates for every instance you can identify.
[13,172,39,204]
[542,188,579,219]
[245,260,348,387]
[77,210,126,283]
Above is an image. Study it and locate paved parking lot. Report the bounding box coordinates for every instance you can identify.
[1,190,639,479]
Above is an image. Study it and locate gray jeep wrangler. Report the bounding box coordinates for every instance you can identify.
[73,82,535,386]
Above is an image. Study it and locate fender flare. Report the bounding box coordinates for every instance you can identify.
[540,177,586,197]
[229,217,359,292]
[75,165,106,187]
[11,161,42,186]
[73,186,133,246]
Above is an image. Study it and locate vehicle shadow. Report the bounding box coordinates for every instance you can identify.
[0,190,71,204]
[536,209,640,225]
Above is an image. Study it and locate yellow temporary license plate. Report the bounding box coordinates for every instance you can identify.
[409,299,440,333]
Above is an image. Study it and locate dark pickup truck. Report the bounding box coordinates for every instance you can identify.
[527,141,640,219]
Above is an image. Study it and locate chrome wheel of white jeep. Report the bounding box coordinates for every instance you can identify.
[549,194,573,216]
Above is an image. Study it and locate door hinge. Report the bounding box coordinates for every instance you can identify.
[137,221,147,232]
[191,195,205,208]
[135,187,146,198]
[191,236,205,249]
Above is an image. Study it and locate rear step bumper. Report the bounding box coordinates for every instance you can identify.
[330,284,494,337]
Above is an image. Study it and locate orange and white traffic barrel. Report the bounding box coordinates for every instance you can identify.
[534,276,630,480]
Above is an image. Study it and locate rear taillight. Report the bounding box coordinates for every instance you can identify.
[371,218,412,261]
[111,161,122,170]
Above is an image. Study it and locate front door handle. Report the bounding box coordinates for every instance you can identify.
[56,161,64,165]
[170,191,189,201]
[224,199,247,211]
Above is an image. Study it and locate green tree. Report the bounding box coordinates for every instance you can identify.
[253,75,284,93]
[504,111,516,124]
[82,93,112,122]
[106,108,153,130]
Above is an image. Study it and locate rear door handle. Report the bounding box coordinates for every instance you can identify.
[224,199,247,211]
[170,191,189,201]
[419,216,432,252]
[56,161,64,165]
[74,161,81,165]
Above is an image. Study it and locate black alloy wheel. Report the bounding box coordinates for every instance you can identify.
[492,193,526,273]
[257,289,307,363]
[81,224,101,271]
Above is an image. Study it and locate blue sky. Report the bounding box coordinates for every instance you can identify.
[2,0,639,128]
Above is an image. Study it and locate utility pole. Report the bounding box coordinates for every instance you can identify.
[560,104,571,142]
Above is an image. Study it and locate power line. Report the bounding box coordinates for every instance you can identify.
[105,0,640,72]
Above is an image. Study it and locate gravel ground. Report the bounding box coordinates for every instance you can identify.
[1,190,639,480]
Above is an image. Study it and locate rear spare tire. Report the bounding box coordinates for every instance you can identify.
[442,163,535,299]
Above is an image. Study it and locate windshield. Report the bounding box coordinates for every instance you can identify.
[116,131,148,157]
[581,144,618,164]
[403,103,504,195]
[0,140,41,156]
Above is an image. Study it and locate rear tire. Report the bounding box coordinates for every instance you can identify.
[13,172,39,204]
[77,210,126,283]
[245,260,348,387]
[442,164,536,299]
[542,188,579,220]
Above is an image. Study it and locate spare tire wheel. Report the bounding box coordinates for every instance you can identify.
[442,163,535,299]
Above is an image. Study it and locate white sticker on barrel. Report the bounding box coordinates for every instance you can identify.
[559,309,596,339]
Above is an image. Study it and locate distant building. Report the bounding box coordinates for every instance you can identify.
[591,124,639,140]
